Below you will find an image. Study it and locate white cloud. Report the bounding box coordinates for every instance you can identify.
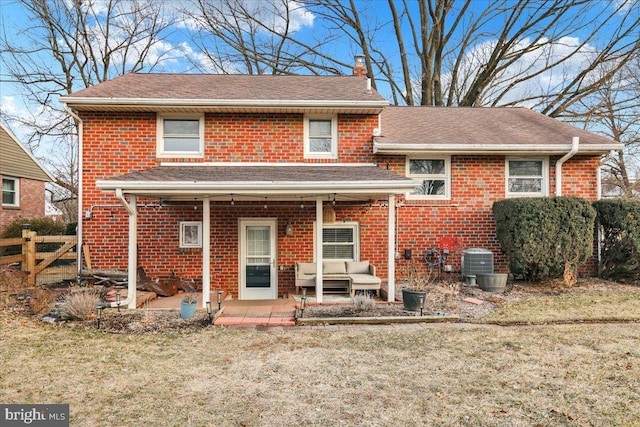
[438,35,599,107]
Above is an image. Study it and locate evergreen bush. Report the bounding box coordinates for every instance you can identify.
[593,198,640,281]
[0,217,67,256]
[492,197,596,283]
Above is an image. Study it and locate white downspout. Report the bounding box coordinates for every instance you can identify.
[202,197,211,308]
[104,189,137,309]
[387,194,396,302]
[63,105,83,279]
[315,197,323,303]
[555,137,580,196]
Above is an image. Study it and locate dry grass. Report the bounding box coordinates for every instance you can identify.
[480,281,640,325]
[1,314,640,426]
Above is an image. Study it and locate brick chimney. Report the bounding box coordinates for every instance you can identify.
[353,55,367,78]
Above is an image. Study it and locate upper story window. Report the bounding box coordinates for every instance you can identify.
[506,158,549,197]
[157,114,204,157]
[406,157,451,200]
[2,177,19,207]
[304,115,337,159]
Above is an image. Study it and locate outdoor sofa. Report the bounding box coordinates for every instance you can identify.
[295,261,382,297]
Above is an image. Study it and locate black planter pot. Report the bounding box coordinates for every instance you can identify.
[402,288,426,312]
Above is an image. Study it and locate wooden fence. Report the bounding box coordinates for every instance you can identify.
[0,230,77,286]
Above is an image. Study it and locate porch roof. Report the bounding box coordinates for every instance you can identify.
[96,163,419,200]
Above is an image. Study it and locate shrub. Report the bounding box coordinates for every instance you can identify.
[492,197,596,283]
[593,198,640,281]
[60,288,101,320]
[0,217,66,239]
[0,217,68,256]
[352,292,375,312]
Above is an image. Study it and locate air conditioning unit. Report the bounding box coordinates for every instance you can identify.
[462,248,493,277]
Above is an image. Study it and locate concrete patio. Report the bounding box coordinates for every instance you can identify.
[146,292,296,326]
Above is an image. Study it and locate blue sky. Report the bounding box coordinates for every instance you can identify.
[0,0,637,172]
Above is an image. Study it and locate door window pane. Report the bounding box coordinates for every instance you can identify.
[246,226,271,288]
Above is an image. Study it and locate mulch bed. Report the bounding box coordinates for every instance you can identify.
[302,277,639,321]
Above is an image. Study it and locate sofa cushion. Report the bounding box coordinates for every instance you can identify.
[297,262,317,278]
[323,261,347,274]
[349,274,381,285]
[346,261,370,274]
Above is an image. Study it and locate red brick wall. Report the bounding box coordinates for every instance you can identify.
[0,176,46,232]
[80,110,603,296]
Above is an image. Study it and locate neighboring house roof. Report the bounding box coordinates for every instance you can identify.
[96,164,418,199]
[60,73,389,114]
[375,106,622,155]
[0,122,54,182]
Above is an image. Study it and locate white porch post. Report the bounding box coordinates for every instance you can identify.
[315,197,323,303]
[387,194,396,302]
[202,197,211,307]
[127,195,137,309]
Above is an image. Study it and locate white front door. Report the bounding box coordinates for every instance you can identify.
[239,218,277,300]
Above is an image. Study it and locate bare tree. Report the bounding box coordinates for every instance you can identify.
[183,0,344,74]
[568,58,640,197]
[0,0,176,216]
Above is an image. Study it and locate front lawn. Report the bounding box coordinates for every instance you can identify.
[1,312,639,426]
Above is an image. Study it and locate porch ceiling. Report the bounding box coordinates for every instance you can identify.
[96,163,419,201]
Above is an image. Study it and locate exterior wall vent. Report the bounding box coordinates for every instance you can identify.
[462,248,494,278]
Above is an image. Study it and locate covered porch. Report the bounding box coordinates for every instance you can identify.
[94,163,418,309]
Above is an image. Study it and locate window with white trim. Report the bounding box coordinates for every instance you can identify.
[2,177,19,206]
[506,158,549,197]
[304,115,337,159]
[157,114,204,157]
[406,157,450,199]
[179,221,202,248]
[322,223,359,261]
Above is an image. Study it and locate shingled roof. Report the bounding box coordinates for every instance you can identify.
[96,164,418,199]
[60,73,388,114]
[375,106,620,154]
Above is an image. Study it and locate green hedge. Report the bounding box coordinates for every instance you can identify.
[492,197,596,281]
[0,217,67,239]
[0,217,67,256]
[593,198,640,281]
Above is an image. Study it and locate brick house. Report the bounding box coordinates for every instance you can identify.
[0,123,54,232]
[60,67,622,308]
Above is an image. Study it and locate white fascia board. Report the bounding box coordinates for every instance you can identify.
[373,142,624,155]
[159,162,379,167]
[60,96,389,110]
[96,180,420,195]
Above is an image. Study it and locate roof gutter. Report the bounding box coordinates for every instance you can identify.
[58,96,389,110]
[555,137,579,197]
[96,180,420,195]
[373,142,622,155]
